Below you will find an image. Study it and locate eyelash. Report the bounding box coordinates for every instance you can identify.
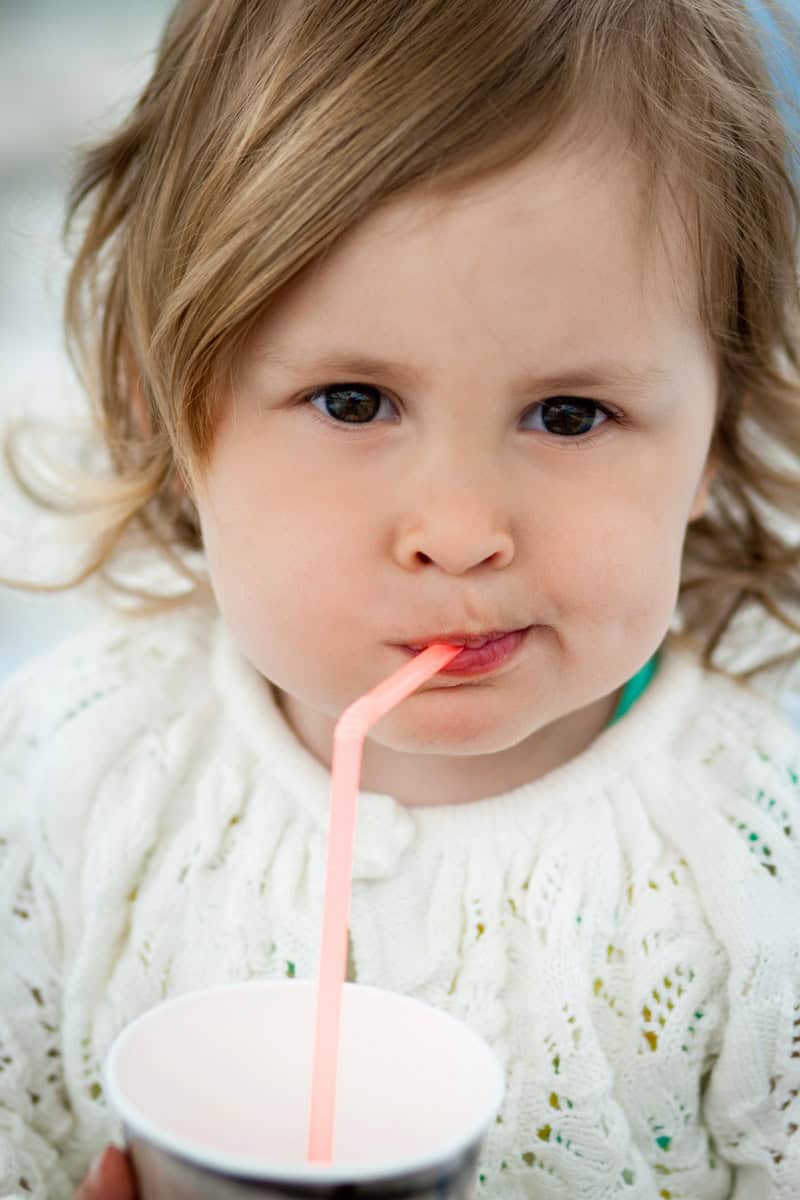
[300,383,625,443]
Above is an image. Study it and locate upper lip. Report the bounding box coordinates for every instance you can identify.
[403,628,526,649]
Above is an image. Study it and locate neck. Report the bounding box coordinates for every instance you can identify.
[276,686,621,807]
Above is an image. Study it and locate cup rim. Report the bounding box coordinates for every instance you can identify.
[104,979,505,1185]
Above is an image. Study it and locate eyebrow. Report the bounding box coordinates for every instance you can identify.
[255,347,672,396]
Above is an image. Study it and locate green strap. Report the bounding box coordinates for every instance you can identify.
[607,652,660,727]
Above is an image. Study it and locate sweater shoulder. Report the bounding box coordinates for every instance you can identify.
[669,649,800,768]
[657,648,800,873]
[0,601,220,830]
[0,600,215,730]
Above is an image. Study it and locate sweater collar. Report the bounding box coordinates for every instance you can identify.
[211,616,704,849]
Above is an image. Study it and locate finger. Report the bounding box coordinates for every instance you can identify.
[101,1147,137,1199]
[75,1146,138,1200]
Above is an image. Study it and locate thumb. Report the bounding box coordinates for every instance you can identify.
[77,1146,137,1199]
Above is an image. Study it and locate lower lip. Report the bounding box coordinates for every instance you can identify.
[401,628,531,677]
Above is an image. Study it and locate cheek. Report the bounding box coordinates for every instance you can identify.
[548,490,686,629]
[196,438,377,681]
[200,422,346,582]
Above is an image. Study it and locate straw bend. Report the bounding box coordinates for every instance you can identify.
[336,643,463,740]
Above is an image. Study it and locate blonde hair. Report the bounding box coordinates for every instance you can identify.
[5,0,800,679]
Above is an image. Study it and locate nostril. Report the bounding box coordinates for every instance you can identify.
[416,552,433,564]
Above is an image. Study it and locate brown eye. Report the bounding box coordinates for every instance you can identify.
[310,384,387,424]
[529,398,609,437]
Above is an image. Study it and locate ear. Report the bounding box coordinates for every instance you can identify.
[122,336,153,439]
[689,444,719,522]
[122,336,188,500]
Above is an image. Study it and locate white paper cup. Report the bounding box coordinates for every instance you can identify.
[105,980,505,1199]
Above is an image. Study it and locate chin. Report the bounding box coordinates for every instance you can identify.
[371,703,532,757]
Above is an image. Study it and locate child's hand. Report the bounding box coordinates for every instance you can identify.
[75,1146,138,1200]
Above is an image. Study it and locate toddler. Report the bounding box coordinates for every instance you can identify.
[2,0,800,1197]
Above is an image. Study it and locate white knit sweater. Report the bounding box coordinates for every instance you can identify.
[1,600,800,1200]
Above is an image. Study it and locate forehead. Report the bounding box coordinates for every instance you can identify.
[253,132,703,366]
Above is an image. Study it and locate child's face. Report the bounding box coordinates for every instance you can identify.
[194,133,718,803]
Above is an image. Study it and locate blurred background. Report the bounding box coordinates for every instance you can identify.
[0,1,798,723]
[0,0,173,681]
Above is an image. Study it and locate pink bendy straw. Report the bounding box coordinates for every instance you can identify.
[307,642,462,1163]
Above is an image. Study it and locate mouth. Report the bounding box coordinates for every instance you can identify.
[398,627,533,677]
[404,630,523,651]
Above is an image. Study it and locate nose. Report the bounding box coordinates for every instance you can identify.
[392,456,516,574]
